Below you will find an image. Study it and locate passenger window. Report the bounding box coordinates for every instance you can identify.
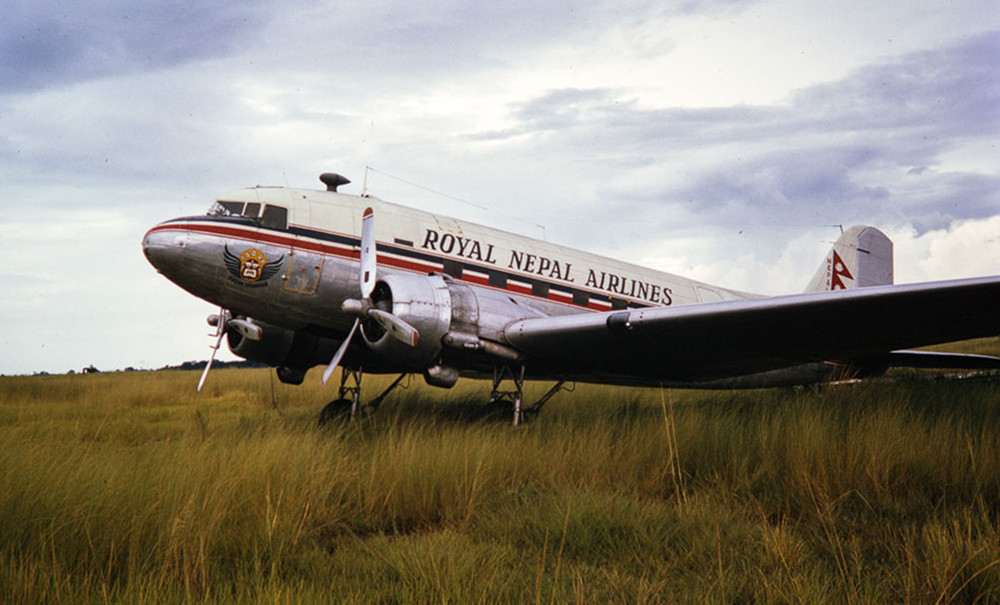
[260,205,288,229]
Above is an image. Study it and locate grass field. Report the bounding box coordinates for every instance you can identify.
[2,341,999,603]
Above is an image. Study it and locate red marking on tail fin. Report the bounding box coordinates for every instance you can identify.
[830,250,854,290]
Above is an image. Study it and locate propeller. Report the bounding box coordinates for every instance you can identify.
[198,308,230,392]
[320,207,419,385]
[197,309,261,391]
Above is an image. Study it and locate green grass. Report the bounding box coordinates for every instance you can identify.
[1,341,999,603]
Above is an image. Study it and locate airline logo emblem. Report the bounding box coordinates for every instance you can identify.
[224,245,284,286]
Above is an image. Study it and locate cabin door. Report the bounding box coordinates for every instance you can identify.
[282,198,323,295]
[283,249,323,295]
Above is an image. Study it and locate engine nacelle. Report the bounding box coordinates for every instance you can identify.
[226,318,339,380]
[361,273,453,368]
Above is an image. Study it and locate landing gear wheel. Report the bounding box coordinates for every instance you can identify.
[318,398,353,425]
[482,398,519,423]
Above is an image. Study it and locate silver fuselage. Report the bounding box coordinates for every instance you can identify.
[144,185,860,387]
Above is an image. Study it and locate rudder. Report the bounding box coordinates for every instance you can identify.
[805,225,893,292]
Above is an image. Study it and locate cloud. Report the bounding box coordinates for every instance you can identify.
[0,1,265,94]
[0,1,996,374]
[466,31,999,241]
[911,216,1000,280]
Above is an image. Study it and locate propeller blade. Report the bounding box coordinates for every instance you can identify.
[197,343,220,392]
[321,208,415,385]
[369,309,420,347]
[359,207,376,298]
[321,318,359,386]
[198,308,230,392]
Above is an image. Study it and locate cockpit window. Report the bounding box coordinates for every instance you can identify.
[208,200,288,229]
[208,201,245,217]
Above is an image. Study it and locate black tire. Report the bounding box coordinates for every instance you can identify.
[318,398,353,425]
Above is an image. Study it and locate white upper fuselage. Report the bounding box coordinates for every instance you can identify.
[206,184,751,311]
[142,182,759,378]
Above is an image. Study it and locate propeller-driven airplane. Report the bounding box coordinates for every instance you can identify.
[143,173,1000,424]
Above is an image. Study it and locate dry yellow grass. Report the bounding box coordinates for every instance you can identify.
[1,341,999,602]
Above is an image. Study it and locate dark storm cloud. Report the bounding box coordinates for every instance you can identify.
[0,1,264,93]
[793,31,1000,134]
[690,31,1000,228]
[477,31,999,234]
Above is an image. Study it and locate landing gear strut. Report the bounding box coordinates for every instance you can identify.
[488,365,569,425]
[318,367,407,425]
[488,365,525,426]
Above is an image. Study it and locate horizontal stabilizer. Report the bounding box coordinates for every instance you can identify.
[871,350,1000,370]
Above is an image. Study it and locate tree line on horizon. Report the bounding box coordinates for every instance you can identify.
[16,359,267,378]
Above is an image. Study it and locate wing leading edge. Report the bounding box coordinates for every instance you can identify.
[503,276,1000,385]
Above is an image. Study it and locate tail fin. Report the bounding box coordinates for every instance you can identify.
[805,225,893,292]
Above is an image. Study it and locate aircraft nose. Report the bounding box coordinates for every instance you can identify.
[142,226,188,273]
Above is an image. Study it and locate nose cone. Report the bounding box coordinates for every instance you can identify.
[142,225,188,274]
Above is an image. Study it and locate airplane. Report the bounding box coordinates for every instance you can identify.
[142,172,1000,424]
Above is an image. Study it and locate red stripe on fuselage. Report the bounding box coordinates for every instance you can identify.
[149,220,647,312]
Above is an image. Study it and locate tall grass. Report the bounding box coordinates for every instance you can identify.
[1,347,999,602]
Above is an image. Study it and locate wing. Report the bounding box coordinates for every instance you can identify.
[503,276,1000,384]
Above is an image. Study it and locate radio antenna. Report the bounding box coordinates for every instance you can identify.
[364,166,490,211]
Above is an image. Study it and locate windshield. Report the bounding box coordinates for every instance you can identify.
[208,200,288,229]
[208,201,245,217]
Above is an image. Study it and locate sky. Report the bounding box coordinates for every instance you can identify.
[1,0,998,375]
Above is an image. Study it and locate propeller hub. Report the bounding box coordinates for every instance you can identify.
[341,298,369,317]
